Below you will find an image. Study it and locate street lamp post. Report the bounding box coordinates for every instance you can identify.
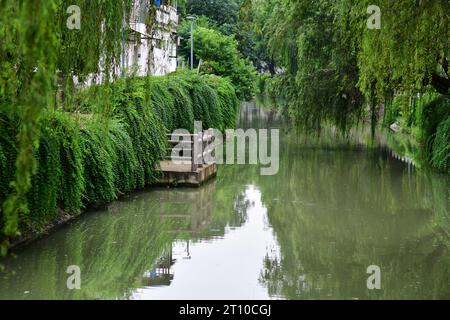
[186,16,196,70]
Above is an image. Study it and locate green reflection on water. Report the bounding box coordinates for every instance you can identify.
[0,102,449,300]
[258,137,450,299]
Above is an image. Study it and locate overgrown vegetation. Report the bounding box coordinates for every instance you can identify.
[178,17,256,101]
[432,117,450,174]
[240,0,449,172]
[0,0,141,254]
[0,71,238,254]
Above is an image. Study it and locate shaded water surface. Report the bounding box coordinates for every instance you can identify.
[1,102,449,300]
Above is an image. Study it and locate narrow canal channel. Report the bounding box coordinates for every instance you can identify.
[0,102,449,300]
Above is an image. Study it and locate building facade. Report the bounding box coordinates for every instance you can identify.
[123,0,179,76]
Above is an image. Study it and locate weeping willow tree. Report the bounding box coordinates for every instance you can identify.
[0,1,239,257]
[355,1,449,171]
[248,0,449,134]
[0,0,138,254]
[244,0,363,132]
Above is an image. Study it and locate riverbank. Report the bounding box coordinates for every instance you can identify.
[256,83,450,175]
[1,102,449,299]
[0,71,239,255]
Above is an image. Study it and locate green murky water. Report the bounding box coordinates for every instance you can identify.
[1,102,449,300]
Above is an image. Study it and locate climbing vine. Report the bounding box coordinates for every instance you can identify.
[0,0,222,255]
[1,67,238,254]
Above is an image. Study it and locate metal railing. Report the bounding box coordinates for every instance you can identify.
[167,129,215,172]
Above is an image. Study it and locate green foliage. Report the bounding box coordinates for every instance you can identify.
[238,0,277,73]
[184,0,267,70]
[432,117,450,174]
[249,0,364,132]
[166,76,195,132]
[0,71,239,254]
[108,82,147,188]
[111,77,167,185]
[0,147,5,190]
[54,115,85,213]
[204,75,240,130]
[243,0,449,172]
[56,0,133,84]
[356,0,450,97]
[79,107,162,205]
[0,0,60,244]
[384,96,402,127]
[108,120,140,194]
[80,119,118,204]
[246,0,449,132]
[27,111,85,230]
[186,0,240,31]
[383,92,450,172]
[0,113,17,220]
[0,0,240,255]
[256,74,287,107]
[416,95,450,149]
[414,92,444,133]
[0,0,138,251]
[178,22,256,100]
[256,74,271,95]
[384,94,414,128]
[146,78,177,132]
[188,73,221,129]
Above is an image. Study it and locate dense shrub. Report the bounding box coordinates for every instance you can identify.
[431,117,450,174]
[205,74,240,130]
[416,95,450,150]
[110,77,167,187]
[379,90,449,173]
[0,147,5,190]
[56,115,85,213]
[146,77,177,132]
[256,74,271,96]
[27,111,84,230]
[409,93,450,172]
[0,113,17,218]
[187,73,221,129]
[178,22,256,101]
[108,120,140,193]
[384,94,408,127]
[414,89,441,126]
[166,75,195,131]
[0,72,239,244]
[80,119,117,204]
[257,74,288,106]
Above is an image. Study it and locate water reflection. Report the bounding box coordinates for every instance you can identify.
[0,102,449,300]
[133,186,279,300]
[0,173,277,300]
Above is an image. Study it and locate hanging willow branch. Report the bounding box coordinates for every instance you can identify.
[0,0,140,252]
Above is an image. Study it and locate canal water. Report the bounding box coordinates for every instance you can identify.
[0,102,449,300]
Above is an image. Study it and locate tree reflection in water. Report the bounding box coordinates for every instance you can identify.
[0,102,448,300]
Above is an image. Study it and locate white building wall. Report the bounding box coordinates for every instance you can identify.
[79,2,178,87]
[123,3,179,77]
